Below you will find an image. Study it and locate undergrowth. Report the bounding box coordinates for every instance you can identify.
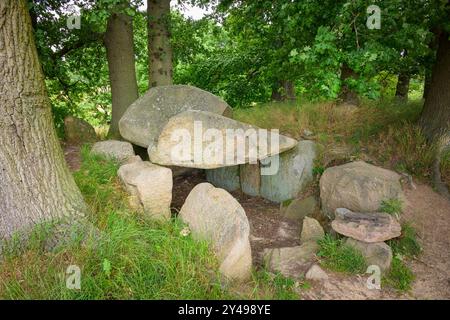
[0,146,299,300]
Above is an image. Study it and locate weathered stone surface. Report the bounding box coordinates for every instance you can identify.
[332,208,401,243]
[345,238,393,272]
[260,140,316,203]
[91,140,135,163]
[263,242,318,279]
[123,155,142,165]
[240,163,261,196]
[119,85,232,148]
[205,166,240,192]
[305,264,329,281]
[149,110,298,169]
[118,161,172,220]
[320,161,403,218]
[280,196,318,221]
[179,183,252,280]
[64,116,97,144]
[300,217,324,243]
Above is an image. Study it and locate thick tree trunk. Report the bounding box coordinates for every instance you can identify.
[338,63,359,105]
[419,30,450,140]
[104,10,139,139]
[147,0,173,87]
[395,72,410,100]
[0,0,87,240]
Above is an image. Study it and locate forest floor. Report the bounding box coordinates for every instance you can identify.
[63,142,450,300]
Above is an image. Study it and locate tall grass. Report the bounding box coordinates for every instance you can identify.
[0,146,300,300]
[235,99,437,180]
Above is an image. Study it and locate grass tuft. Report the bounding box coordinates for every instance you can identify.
[383,256,415,292]
[317,235,367,274]
[388,223,422,259]
[380,198,403,216]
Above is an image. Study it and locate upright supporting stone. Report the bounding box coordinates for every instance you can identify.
[240,163,261,196]
[260,140,316,203]
[118,161,172,220]
[179,183,252,281]
[205,166,240,192]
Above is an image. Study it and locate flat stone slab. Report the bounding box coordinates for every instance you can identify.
[119,85,233,148]
[332,208,401,243]
[148,110,298,169]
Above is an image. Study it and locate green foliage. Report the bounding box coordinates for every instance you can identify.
[380,198,403,216]
[388,223,422,259]
[383,256,415,292]
[317,235,367,274]
[384,224,419,292]
[312,166,325,176]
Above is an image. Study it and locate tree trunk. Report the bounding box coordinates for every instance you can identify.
[0,0,87,240]
[271,80,296,101]
[423,69,432,100]
[338,63,359,105]
[147,0,173,87]
[395,72,410,100]
[104,9,139,139]
[419,30,450,140]
[271,81,283,101]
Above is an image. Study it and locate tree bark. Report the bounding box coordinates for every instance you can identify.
[395,72,410,100]
[419,30,450,141]
[0,0,87,240]
[147,0,173,87]
[338,63,359,105]
[104,9,139,139]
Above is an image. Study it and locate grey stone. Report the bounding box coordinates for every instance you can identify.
[119,85,232,148]
[260,140,317,203]
[240,163,261,196]
[300,217,324,243]
[345,238,393,272]
[280,196,317,221]
[205,166,240,192]
[118,161,172,220]
[148,110,297,169]
[320,161,404,218]
[148,110,298,169]
[263,241,319,279]
[64,116,97,144]
[332,208,401,243]
[305,264,329,281]
[179,183,252,280]
[91,140,135,163]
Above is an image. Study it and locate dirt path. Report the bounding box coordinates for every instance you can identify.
[303,183,450,300]
[64,144,450,299]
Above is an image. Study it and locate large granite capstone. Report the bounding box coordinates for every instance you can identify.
[148,110,298,169]
[119,85,233,148]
